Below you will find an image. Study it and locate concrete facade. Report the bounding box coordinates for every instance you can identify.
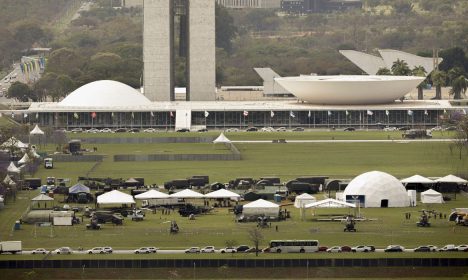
[123,0,143,7]
[216,0,282,8]
[143,0,174,101]
[187,1,216,101]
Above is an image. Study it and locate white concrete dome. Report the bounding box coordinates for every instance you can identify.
[275,75,424,105]
[59,80,151,107]
[344,171,409,208]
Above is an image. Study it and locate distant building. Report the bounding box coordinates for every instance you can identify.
[281,0,362,14]
[216,0,282,9]
[122,0,143,7]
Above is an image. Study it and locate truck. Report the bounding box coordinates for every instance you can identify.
[0,241,22,254]
[44,158,53,169]
[402,129,432,139]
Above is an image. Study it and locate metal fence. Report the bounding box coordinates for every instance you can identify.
[50,155,104,162]
[79,137,214,144]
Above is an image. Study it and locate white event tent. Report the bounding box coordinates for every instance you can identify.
[1,137,28,149]
[7,162,21,173]
[421,189,444,204]
[304,198,356,209]
[294,193,317,208]
[30,124,45,135]
[97,190,135,205]
[243,199,280,217]
[170,189,204,199]
[435,175,467,184]
[204,189,240,200]
[18,153,30,165]
[135,189,169,200]
[401,175,434,184]
[213,133,231,144]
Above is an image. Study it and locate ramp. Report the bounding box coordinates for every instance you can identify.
[175,110,191,130]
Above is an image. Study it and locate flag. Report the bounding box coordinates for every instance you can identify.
[367,110,373,116]
[204,111,209,118]
[11,112,14,118]
[91,112,97,119]
[290,111,295,118]
[463,109,467,115]
[345,110,349,116]
[243,110,249,117]
[170,111,174,118]
[35,113,38,118]
[443,109,447,114]
[111,112,115,118]
[0,113,2,117]
[308,111,311,118]
[385,110,389,116]
[150,111,154,117]
[424,110,428,115]
[74,112,79,119]
[23,113,28,118]
[131,112,135,119]
[407,110,413,116]
[270,111,275,118]
[327,111,332,116]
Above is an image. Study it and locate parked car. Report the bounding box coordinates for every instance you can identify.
[344,127,356,131]
[114,128,127,133]
[318,246,328,252]
[86,128,100,133]
[201,246,215,253]
[384,245,404,252]
[236,245,251,253]
[351,245,375,253]
[103,247,113,253]
[341,246,352,252]
[128,128,140,133]
[245,127,258,132]
[225,128,238,132]
[100,128,113,133]
[260,127,274,132]
[87,247,110,254]
[134,247,152,254]
[414,246,432,252]
[456,245,468,252]
[292,127,304,132]
[220,247,237,253]
[70,128,83,133]
[54,247,72,254]
[383,126,397,131]
[143,128,157,133]
[197,128,208,132]
[439,244,458,252]
[426,245,438,252]
[326,246,342,253]
[147,247,158,253]
[32,248,48,254]
[276,127,287,132]
[185,247,200,253]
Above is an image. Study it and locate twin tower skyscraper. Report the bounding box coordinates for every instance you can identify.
[143,0,216,102]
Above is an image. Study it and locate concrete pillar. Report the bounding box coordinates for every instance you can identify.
[143,0,174,101]
[187,0,216,101]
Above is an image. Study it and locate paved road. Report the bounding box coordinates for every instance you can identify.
[232,139,456,144]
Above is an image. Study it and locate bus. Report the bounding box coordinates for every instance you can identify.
[269,240,319,253]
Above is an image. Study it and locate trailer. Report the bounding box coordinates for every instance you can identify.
[0,241,22,254]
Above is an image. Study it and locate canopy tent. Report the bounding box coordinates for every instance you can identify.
[294,193,317,208]
[3,175,15,186]
[401,175,434,184]
[421,189,444,204]
[1,137,28,149]
[304,198,356,208]
[31,194,54,209]
[69,183,90,194]
[18,153,30,165]
[97,190,135,205]
[243,199,280,217]
[125,178,139,184]
[7,162,21,173]
[31,194,54,201]
[170,189,204,199]
[135,189,170,200]
[435,175,468,184]
[204,189,240,199]
[30,124,45,135]
[213,133,231,144]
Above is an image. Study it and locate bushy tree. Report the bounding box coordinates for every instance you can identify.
[450,75,467,100]
[7,82,35,102]
[391,59,411,76]
[376,67,392,75]
[431,70,447,100]
[412,66,427,100]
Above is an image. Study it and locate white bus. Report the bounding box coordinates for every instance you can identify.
[269,240,319,253]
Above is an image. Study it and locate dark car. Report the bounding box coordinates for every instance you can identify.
[414,246,431,252]
[344,127,356,131]
[236,245,251,252]
[341,246,352,252]
[384,245,404,252]
[318,246,328,252]
[114,128,127,133]
[398,126,410,131]
[197,128,208,132]
[128,128,140,133]
[246,127,258,132]
[177,128,190,132]
[292,127,304,132]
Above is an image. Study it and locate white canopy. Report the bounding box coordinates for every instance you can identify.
[294,193,317,208]
[213,133,231,144]
[135,189,169,200]
[204,189,240,199]
[304,198,356,209]
[7,162,21,173]
[170,189,204,199]
[243,199,280,217]
[97,190,135,205]
[18,153,30,165]
[3,175,15,185]
[401,175,434,184]
[435,175,467,184]
[1,137,28,149]
[30,124,45,135]
[421,189,444,204]
[31,194,54,201]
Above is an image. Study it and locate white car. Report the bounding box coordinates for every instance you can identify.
[134,247,153,254]
[87,247,110,254]
[220,247,237,253]
[32,248,49,254]
[86,128,100,133]
[351,245,375,252]
[54,247,72,254]
[456,244,468,251]
[276,127,287,132]
[225,128,238,132]
[383,126,397,131]
[326,246,342,253]
[70,128,83,133]
[185,247,201,253]
[143,128,158,133]
[100,128,114,133]
[147,247,158,253]
[426,245,438,252]
[201,246,216,253]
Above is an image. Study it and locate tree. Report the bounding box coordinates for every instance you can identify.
[247,228,264,257]
[448,67,466,85]
[452,114,468,160]
[450,75,467,100]
[393,0,413,14]
[7,82,35,101]
[391,59,411,76]
[431,70,447,99]
[412,66,427,100]
[376,67,392,75]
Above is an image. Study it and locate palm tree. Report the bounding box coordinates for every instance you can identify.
[376,67,392,75]
[449,75,467,100]
[431,70,447,100]
[412,66,427,100]
[391,59,411,76]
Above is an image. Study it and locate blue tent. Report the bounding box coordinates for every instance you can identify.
[69,183,90,194]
